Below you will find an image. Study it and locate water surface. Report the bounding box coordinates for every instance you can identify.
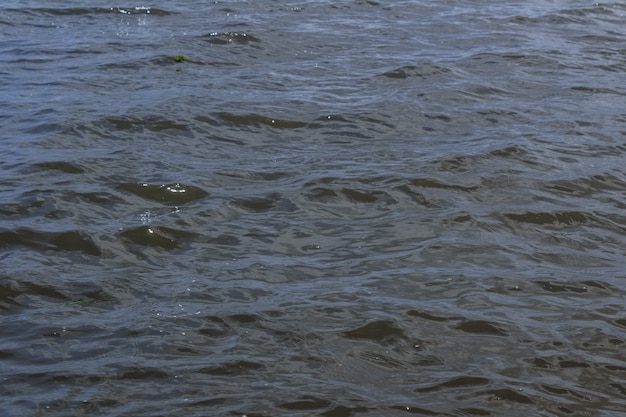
[1,1,626,416]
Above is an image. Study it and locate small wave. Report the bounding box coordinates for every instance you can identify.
[217,112,308,129]
[102,116,188,132]
[415,376,490,393]
[217,170,291,182]
[195,360,265,376]
[406,310,460,322]
[21,7,175,16]
[534,281,589,294]
[306,186,395,205]
[119,183,208,205]
[113,366,171,380]
[408,177,479,192]
[303,176,399,206]
[202,31,261,45]
[230,193,298,213]
[118,225,196,250]
[504,211,594,227]
[378,63,452,79]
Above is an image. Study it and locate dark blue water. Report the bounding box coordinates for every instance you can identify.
[1,2,626,416]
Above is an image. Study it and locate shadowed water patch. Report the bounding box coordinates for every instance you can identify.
[504,211,591,227]
[280,396,332,411]
[231,193,298,213]
[320,405,371,416]
[33,161,84,174]
[115,366,171,380]
[544,173,626,197]
[0,278,67,311]
[455,320,508,336]
[195,360,265,376]
[409,177,480,192]
[0,229,101,256]
[342,320,405,344]
[479,388,534,404]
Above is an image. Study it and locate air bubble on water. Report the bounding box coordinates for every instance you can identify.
[140,210,152,225]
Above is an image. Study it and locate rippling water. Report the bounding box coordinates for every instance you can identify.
[1,1,626,416]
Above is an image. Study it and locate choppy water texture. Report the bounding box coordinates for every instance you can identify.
[1,1,626,416]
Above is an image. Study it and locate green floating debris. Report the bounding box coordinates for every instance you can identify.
[174,55,186,62]
[63,297,95,307]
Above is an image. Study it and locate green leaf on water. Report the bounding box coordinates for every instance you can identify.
[174,55,186,62]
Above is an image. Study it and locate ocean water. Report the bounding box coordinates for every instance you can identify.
[1,1,625,416]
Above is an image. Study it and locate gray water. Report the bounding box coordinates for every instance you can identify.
[1,1,626,416]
